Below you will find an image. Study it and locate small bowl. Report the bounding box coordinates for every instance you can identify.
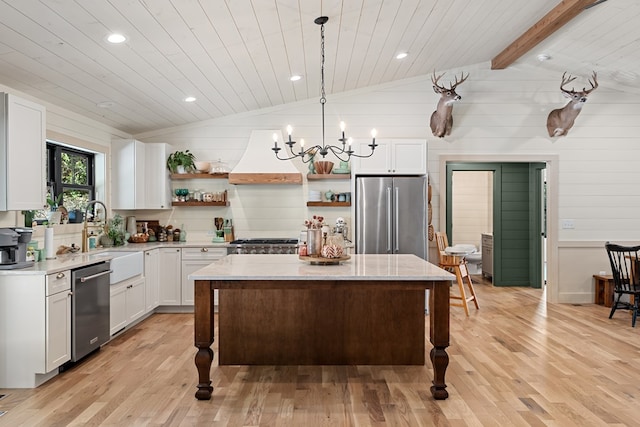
[314,161,334,174]
[193,161,210,173]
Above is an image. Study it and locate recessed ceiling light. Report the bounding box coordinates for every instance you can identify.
[537,53,551,62]
[107,33,126,44]
[290,75,302,82]
[96,101,115,108]
[396,52,408,59]
[184,96,196,102]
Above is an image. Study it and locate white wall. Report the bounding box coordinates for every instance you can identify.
[451,171,493,249]
[136,62,640,303]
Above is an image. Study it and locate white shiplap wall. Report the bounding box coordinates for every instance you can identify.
[136,62,640,303]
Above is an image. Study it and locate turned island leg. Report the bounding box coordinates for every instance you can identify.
[194,280,215,400]
[429,281,451,399]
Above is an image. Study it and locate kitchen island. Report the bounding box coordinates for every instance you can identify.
[191,254,455,400]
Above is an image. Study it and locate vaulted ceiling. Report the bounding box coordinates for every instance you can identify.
[0,0,636,135]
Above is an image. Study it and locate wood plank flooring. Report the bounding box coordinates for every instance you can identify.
[2,277,640,426]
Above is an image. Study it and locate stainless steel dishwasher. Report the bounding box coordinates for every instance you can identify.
[70,262,111,362]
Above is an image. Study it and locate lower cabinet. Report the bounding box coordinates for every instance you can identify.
[144,249,160,311]
[159,247,182,305]
[110,275,146,335]
[0,270,71,388]
[45,270,72,373]
[181,247,226,305]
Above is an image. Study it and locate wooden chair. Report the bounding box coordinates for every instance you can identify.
[605,242,640,327]
[435,231,479,316]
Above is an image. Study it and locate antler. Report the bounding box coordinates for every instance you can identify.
[583,71,598,94]
[560,72,578,94]
[431,71,446,89]
[449,72,469,90]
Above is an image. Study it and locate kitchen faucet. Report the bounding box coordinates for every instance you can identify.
[81,200,108,252]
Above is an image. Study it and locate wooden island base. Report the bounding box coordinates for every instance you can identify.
[219,284,425,365]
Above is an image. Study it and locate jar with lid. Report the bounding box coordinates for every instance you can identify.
[194,189,202,201]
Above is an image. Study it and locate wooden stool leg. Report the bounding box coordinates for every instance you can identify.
[455,266,470,316]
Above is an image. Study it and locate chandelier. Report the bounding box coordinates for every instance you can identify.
[272,16,377,164]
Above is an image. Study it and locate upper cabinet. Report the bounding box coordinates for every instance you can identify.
[0,93,46,211]
[112,139,171,210]
[354,139,427,175]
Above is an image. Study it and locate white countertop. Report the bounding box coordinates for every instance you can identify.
[0,241,229,276]
[189,254,454,281]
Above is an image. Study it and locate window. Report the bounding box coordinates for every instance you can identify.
[46,142,95,213]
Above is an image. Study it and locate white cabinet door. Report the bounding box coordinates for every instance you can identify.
[145,143,170,209]
[354,139,426,175]
[111,139,145,210]
[180,247,226,305]
[391,140,427,174]
[144,249,160,312]
[354,140,391,174]
[45,289,71,372]
[181,260,209,305]
[0,93,46,211]
[159,248,181,305]
[126,276,146,323]
[110,282,127,335]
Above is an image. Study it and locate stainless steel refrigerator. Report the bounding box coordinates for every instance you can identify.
[355,176,427,260]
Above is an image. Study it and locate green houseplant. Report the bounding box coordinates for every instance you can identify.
[166,150,196,173]
[101,214,126,247]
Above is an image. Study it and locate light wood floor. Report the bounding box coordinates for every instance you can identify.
[2,277,640,426]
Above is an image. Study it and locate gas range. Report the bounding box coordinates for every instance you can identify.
[227,238,299,255]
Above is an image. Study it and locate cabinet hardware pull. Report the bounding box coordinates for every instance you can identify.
[56,272,65,279]
[201,248,208,252]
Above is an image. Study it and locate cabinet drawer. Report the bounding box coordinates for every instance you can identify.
[46,270,71,296]
[181,247,227,260]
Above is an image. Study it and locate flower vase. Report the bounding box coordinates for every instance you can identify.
[47,210,62,225]
[307,228,322,256]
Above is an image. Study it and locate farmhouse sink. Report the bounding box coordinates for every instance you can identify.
[89,251,143,284]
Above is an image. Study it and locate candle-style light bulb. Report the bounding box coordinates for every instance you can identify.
[371,129,377,138]
[300,138,305,148]
[347,137,353,146]
[273,133,278,148]
[286,125,292,136]
[340,121,346,132]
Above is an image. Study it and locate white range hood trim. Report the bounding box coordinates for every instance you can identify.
[228,130,302,185]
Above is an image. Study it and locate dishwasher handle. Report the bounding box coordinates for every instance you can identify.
[79,269,113,283]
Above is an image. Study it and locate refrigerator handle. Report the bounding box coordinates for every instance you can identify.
[394,186,399,253]
[386,187,392,253]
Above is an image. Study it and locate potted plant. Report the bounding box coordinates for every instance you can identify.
[166,150,196,174]
[101,214,126,247]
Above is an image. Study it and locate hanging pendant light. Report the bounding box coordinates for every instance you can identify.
[272,16,378,164]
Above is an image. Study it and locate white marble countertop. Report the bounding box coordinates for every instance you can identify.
[0,241,229,276]
[189,254,454,281]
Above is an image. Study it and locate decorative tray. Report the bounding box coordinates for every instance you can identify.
[299,255,350,265]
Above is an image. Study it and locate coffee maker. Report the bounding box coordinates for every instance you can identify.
[0,227,34,269]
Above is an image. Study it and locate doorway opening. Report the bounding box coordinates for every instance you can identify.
[446,162,547,290]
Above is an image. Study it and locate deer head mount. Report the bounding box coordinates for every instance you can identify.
[430,71,469,138]
[546,71,598,137]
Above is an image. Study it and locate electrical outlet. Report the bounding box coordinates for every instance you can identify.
[561,219,575,229]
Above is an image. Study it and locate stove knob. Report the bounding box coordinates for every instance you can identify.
[250,248,257,254]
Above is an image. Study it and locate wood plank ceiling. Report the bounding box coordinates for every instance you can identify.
[0,0,636,135]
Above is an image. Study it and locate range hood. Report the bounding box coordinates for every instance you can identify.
[228,130,302,185]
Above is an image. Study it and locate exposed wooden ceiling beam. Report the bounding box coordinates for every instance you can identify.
[491,0,596,70]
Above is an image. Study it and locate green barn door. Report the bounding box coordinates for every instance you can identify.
[446,162,545,287]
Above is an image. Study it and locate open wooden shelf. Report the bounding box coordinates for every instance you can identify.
[307,173,351,180]
[170,173,229,179]
[306,201,351,207]
[171,201,229,207]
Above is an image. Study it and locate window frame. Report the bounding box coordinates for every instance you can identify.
[46,142,96,207]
